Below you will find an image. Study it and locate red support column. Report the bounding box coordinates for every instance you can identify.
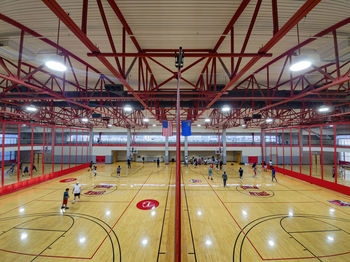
[334,125,337,184]
[61,128,64,171]
[320,126,324,180]
[1,122,5,187]
[17,124,20,182]
[42,128,45,176]
[282,129,285,168]
[81,0,88,34]
[69,128,71,168]
[309,127,312,176]
[275,130,278,165]
[30,125,33,179]
[290,128,293,171]
[299,127,302,174]
[75,130,78,165]
[264,131,267,163]
[175,51,182,262]
[81,130,84,164]
[270,132,272,161]
[52,127,55,174]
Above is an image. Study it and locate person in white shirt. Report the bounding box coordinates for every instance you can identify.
[72,182,81,203]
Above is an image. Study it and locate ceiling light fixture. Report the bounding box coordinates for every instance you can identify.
[221,106,231,112]
[143,118,149,122]
[204,118,210,123]
[318,106,330,113]
[25,105,38,112]
[81,118,88,123]
[123,105,132,112]
[266,118,273,123]
[45,55,67,72]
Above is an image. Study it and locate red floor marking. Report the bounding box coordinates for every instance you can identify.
[200,174,264,260]
[224,201,317,204]
[0,248,89,259]
[202,171,350,261]
[89,172,154,259]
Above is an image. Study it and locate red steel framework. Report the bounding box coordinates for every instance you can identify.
[1,1,348,128]
[263,121,350,196]
[0,120,90,195]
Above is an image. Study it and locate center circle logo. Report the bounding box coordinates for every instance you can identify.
[136,199,159,210]
[59,178,77,183]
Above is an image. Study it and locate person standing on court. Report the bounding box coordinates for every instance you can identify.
[61,188,69,210]
[142,157,145,164]
[157,158,160,168]
[72,182,81,203]
[89,160,94,169]
[222,171,228,187]
[239,167,243,180]
[269,159,273,169]
[127,158,131,169]
[117,165,121,177]
[208,166,213,180]
[272,167,277,182]
[219,160,223,170]
[332,166,335,178]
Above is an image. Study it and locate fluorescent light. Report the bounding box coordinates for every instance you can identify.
[290,60,312,72]
[197,124,201,127]
[152,124,156,127]
[318,106,330,113]
[266,118,273,123]
[81,118,88,123]
[143,118,149,122]
[107,124,112,127]
[242,124,246,128]
[222,106,230,112]
[45,60,67,72]
[204,118,210,123]
[124,105,132,112]
[25,105,38,112]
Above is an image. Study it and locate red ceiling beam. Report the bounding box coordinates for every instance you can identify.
[42,0,158,121]
[87,52,272,58]
[198,0,322,119]
[213,0,251,52]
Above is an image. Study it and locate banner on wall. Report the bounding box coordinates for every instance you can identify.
[181,120,191,136]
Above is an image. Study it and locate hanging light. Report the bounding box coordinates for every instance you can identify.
[25,105,38,112]
[143,118,149,122]
[44,55,67,72]
[123,105,133,112]
[318,106,330,113]
[242,124,247,128]
[289,54,312,72]
[81,118,88,123]
[204,118,210,123]
[266,118,273,123]
[222,105,231,112]
[107,124,112,127]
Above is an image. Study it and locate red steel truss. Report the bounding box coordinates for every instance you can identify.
[0,0,349,128]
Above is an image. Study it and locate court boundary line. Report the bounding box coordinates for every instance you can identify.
[156,167,173,260]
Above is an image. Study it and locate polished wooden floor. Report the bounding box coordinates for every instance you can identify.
[0,162,350,261]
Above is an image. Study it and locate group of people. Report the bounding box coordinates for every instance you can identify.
[61,181,82,211]
[191,156,224,170]
[208,162,277,187]
[6,161,38,177]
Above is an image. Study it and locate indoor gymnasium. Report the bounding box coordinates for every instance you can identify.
[0,1,350,261]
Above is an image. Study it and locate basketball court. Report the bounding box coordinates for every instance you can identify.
[1,0,350,261]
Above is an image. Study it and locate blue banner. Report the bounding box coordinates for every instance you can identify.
[182,120,191,136]
[162,121,168,128]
